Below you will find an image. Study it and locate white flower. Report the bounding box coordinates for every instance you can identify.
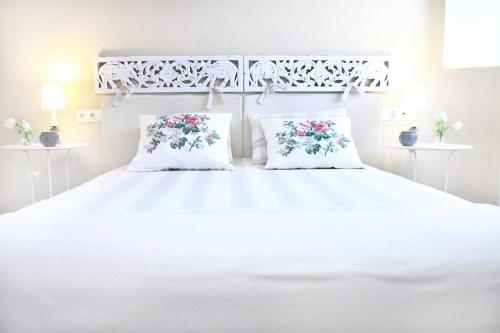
[451,121,463,131]
[437,111,448,122]
[21,120,32,131]
[4,118,16,130]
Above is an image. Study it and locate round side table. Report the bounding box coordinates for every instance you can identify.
[1,143,90,203]
[384,143,473,192]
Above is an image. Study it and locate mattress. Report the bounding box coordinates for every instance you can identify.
[20,158,472,214]
[1,159,500,333]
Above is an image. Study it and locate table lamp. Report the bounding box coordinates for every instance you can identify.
[41,84,65,132]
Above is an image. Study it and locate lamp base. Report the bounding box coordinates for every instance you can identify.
[49,125,60,132]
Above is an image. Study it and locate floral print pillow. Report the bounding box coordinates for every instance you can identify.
[128,113,233,171]
[260,117,363,169]
[145,114,221,153]
[247,108,347,164]
[276,120,351,157]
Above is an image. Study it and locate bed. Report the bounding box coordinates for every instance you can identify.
[1,94,500,333]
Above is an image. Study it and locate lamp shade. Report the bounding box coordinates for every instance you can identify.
[41,84,65,110]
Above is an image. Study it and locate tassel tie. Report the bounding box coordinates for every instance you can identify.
[257,82,288,104]
[112,85,132,107]
[341,83,365,101]
[206,86,224,110]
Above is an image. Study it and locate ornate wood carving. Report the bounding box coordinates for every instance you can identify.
[244,55,390,92]
[93,55,389,95]
[94,56,244,93]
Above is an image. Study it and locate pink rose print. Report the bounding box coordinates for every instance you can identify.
[295,130,305,136]
[185,116,199,126]
[275,120,350,157]
[145,113,221,153]
[313,123,327,133]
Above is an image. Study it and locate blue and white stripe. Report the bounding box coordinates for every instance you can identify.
[60,159,468,214]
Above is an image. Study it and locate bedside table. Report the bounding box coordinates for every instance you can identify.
[1,143,90,203]
[384,143,473,192]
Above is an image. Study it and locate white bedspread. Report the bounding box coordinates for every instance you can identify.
[16,159,475,213]
[1,159,500,333]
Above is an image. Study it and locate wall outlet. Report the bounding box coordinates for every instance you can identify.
[382,108,416,121]
[77,109,102,122]
[27,171,39,184]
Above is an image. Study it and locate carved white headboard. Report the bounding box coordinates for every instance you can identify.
[94,56,244,93]
[244,55,389,93]
[93,55,389,95]
[96,54,388,169]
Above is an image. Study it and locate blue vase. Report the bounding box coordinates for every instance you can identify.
[399,131,418,146]
[39,131,59,147]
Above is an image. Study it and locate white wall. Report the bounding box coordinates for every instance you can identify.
[418,0,500,202]
[2,0,496,213]
[381,0,500,204]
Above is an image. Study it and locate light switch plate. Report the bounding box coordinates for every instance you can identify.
[77,109,102,123]
[382,108,416,121]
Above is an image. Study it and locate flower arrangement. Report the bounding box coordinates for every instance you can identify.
[435,112,463,143]
[275,120,350,157]
[4,118,33,145]
[145,114,220,153]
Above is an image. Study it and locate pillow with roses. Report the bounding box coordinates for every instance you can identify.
[128,113,233,171]
[260,117,363,169]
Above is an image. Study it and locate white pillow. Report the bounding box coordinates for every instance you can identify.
[248,108,347,164]
[128,113,233,171]
[260,116,363,169]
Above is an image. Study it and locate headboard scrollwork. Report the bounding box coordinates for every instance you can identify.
[93,56,244,94]
[93,55,390,101]
[244,55,389,93]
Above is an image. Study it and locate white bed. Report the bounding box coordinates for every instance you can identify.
[1,160,500,332]
[10,159,476,214]
[1,94,500,332]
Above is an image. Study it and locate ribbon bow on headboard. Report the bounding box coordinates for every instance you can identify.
[112,85,132,107]
[206,85,224,110]
[257,82,289,104]
[341,83,366,101]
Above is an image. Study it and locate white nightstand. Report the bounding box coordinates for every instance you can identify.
[1,143,90,203]
[384,143,473,192]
